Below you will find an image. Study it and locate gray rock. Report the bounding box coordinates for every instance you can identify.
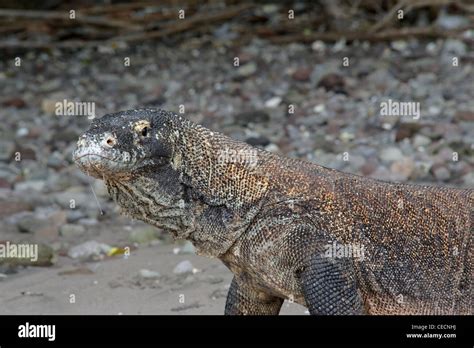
[346,154,366,170]
[60,224,85,238]
[391,40,408,52]
[0,164,19,183]
[16,210,66,240]
[5,211,33,225]
[16,213,43,233]
[370,166,394,182]
[390,158,415,181]
[442,39,467,57]
[14,180,45,192]
[264,96,282,108]
[462,172,474,186]
[179,241,196,254]
[93,180,109,197]
[311,40,326,53]
[379,147,404,163]
[210,287,228,300]
[68,240,112,260]
[54,189,93,210]
[412,134,431,148]
[173,260,194,275]
[236,62,257,78]
[432,165,451,181]
[234,110,270,125]
[47,152,65,169]
[16,127,28,137]
[67,210,87,223]
[436,12,470,30]
[129,226,158,244]
[78,218,98,226]
[139,269,161,279]
[0,140,14,161]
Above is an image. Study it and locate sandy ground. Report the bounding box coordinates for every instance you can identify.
[0,242,306,315]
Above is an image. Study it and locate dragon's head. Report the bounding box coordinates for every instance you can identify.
[73,109,193,235]
[73,109,175,179]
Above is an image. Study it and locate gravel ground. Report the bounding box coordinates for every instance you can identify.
[0,33,473,314]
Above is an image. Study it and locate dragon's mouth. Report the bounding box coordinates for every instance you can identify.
[73,152,121,164]
[73,151,129,179]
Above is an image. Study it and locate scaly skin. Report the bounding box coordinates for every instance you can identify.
[73,109,472,315]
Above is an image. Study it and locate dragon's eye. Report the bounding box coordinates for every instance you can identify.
[141,127,149,137]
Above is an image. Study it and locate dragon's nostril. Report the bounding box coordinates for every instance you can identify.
[103,136,116,148]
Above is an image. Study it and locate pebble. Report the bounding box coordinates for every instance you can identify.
[54,190,94,210]
[291,67,312,81]
[313,104,325,113]
[173,260,194,275]
[0,164,19,185]
[311,40,326,53]
[412,134,431,148]
[436,13,470,30]
[14,180,45,192]
[46,152,65,169]
[462,172,474,186]
[41,98,59,114]
[264,96,282,108]
[67,240,112,261]
[139,269,161,279]
[454,111,474,122]
[431,164,451,181]
[391,40,408,52]
[390,158,415,181]
[442,39,467,56]
[15,210,65,241]
[16,214,43,233]
[179,241,196,254]
[129,226,158,244]
[77,218,98,226]
[379,147,404,162]
[317,73,346,94]
[236,62,257,78]
[66,210,87,223]
[0,140,15,161]
[234,110,270,125]
[60,224,86,238]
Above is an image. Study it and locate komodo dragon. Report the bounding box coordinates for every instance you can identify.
[73,108,472,315]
